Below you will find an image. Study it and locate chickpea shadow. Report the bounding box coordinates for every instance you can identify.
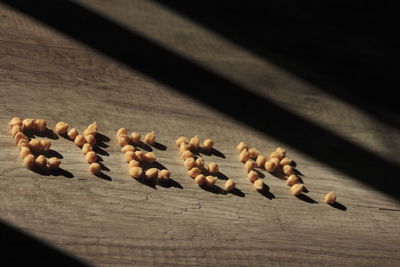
[254,169,265,178]
[138,142,152,152]
[330,202,347,211]
[95,172,112,181]
[98,162,110,172]
[296,194,318,204]
[153,142,167,151]
[199,184,223,194]
[96,132,110,149]
[157,178,183,189]
[229,188,245,197]
[198,147,225,158]
[135,177,157,189]
[44,149,63,159]
[93,146,109,156]
[30,167,74,179]
[25,129,59,140]
[269,168,286,180]
[258,184,275,199]
[216,171,228,180]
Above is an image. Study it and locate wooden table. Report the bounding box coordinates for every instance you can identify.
[1,1,399,266]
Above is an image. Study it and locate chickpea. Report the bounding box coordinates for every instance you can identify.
[275,147,286,156]
[74,135,86,147]
[208,162,219,174]
[129,166,143,179]
[224,179,236,191]
[184,158,196,170]
[256,155,267,168]
[181,150,194,161]
[188,167,201,178]
[88,162,102,175]
[40,140,51,152]
[11,125,22,138]
[158,169,171,180]
[48,157,61,169]
[269,151,284,160]
[194,174,206,185]
[84,134,96,146]
[128,159,140,168]
[8,117,22,128]
[124,151,135,162]
[117,134,130,147]
[14,132,28,144]
[247,170,259,183]
[23,154,36,169]
[19,147,31,159]
[85,151,97,163]
[244,160,256,172]
[239,149,250,163]
[17,139,29,149]
[205,175,217,186]
[265,158,279,172]
[35,155,47,169]
[83,128,96,137]
[253,179,264,191]
[145,168,159,180]
[286,175,299,186]
[280,157,292,166]
[290,184,304,196]
[195,157,205,169]
[202,138,214,150]
[54,121,69,135]
[236,141,248,152]
[130,132,141,144]
[189,136,200,150]
[144,131,156,145]
[29,139,43,154]
[134,150,145,161]
[283,165,295,176]
[324,192,336,204]
[67,128,79,140]
[87,122,97,132]
[116,128,127,137]
[248,148,259,159]
[34,119,47,132]
[143,152,156,163]
[176,136,188,147]
[179,143,190,153]
[22,118,35,131]
[82,143,93,155]
[121,145,135,153]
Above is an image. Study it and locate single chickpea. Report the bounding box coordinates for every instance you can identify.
[202,138,214,150]
[247,170,259,183]
[181,150,194,161]
[84,134,96,146]
[11,125,22,138]
[195,157,205,169]
[269,151,284,160]
[88,162,102,175]
[8,117,22,128]
[48,157,61,169]
[189,136,200,150]
[54,121,69,135]
[239,149,250,163]
[205,175,217,186]
[283,165,295,176]
[40,140,51,152]
[280,157,292,166]
[145,168,159,180]
[19,147,31,159]
[22,118,35,131]
[117,134,130,147]
[85,151,97,163]
[179,143,190,153]
[35,155,47,169]
[144,131,156,145]
[188,167,201,178]
[83,128,96,137]
[184,158,196,170]
[158,169,171,180]
[74,134,86,147]
[253,179,264,191]
[116,128,127,137]
[208,162,219,174]
[248,148,259,159]
[67,128,79,140]
[82,143,93,155]
[256,155,267,168]
[290,184,304,196]
[130,132,141,144]
[129,166,143,179]
[236,141,248,152]
[121,145,135,153]
[143,152,156,163]
[275,147,286,156]
[176,136,188,147]
[265,158,279,172]
[286,175,300,186]
[134,150,145,161]
[224,179,236,191]
[14,132,28,144]
[87,122,97,132]
[18,139,29,149]
[244,160,256,172]
[128,159,140,168]
[34,119,47,133]
[194,174,206,185]
[124,151,135,162]
[23,154,36,169]
[29,139,43,154]
[324,192,336,204]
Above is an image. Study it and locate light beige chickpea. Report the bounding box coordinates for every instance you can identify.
[8,117,22,128]
[22,118,35,131]
[23,154,36,169]
[280,157,292,166]
[176,136,189,147]
[87,122,97,132]
[283,165,295,176]
[248,148,259,159]
[324,191,336,204]
[195,157,205,169]
[54,121,69,135]
[34,119,47,132]
[29,139,43,154]
[286,175,299,186]
[256,155,267,168]
[19,147,31,159]
[189,136,200,150]
[130,132,141,144]
[202,138,214,150]
[188,167,201,178]
[121,145,135,153]
[124,151,135,162]
[83,128,96,137]
[48,157,61,169]
[194,174,206,185]
[128,159,140,168]
[84,134,96,146]
[74,134,86,147]
[18,139,29,149]
[40,140,51,152]
[181,150,194,161]
[253,179,264,191]
[205,175,217,186]
[239,149,250,163]
[88,162,102,175]
[275,147,286,156]
[290,184,304,196]
[184,158,196,170]
[208,162,219,174]
[269,151,284,160]
[143,152,156,163]
[82,143,93,155]
[14,132,28,144]
[247,170,259,183]
[265,158,279,172]
[134,150,145,161]
[116,128,127,137]
[158,169,171,180]
[129,166,143,179]
[145,168,159,180]
[224,179,236,191]
[244,160,256,172]
[117,134,130,147]
[144,131,156,145]
[85,151,97,163]
[35,155,47,169]
[11,125,22,138]
[179,143,190,153]
[67,128,79,140]
[236,141,248,152]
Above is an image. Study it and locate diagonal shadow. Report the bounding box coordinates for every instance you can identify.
[2,0,399,199]
[0,220,88,266]
[154,0,400,130]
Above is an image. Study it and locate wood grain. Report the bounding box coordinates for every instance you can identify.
[1,1,399,266]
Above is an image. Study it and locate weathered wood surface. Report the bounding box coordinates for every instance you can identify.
[1,1,399,266]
